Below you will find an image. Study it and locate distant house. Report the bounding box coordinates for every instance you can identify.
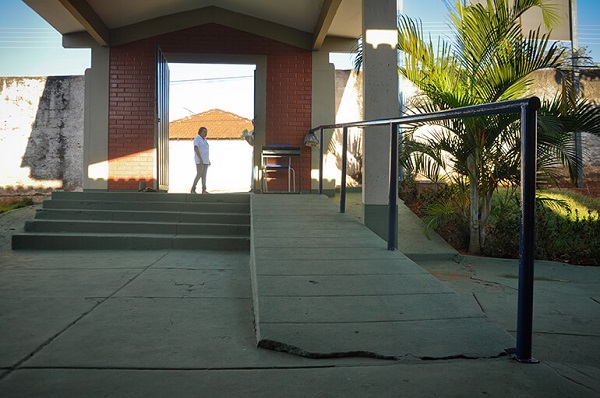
[168,109,254,193]
[169,109,253,141]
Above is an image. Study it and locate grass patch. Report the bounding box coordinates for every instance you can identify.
[0,198,34,214]
[541,189,600,215]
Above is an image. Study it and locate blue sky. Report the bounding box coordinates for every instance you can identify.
[0,0,90,76]
[1,0,598,90]
[405,0,600,63]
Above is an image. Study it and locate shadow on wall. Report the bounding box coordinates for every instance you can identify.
[21,76,84,190]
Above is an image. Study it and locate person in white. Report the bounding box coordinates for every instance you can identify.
[191,126,210,194]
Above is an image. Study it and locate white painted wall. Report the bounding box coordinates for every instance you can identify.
[168,139,254,193]
[0,76,84,195]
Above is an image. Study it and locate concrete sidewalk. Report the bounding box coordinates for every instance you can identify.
[0,197,599,397]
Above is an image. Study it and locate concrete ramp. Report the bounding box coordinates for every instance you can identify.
[250,195,514,359]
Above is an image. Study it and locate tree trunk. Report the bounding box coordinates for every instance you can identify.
[468,178,481,254]
[479,188,494,249]
[467,154,481,254]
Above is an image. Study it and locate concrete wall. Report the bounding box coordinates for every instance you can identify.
[0,76,252,197]
[329,69,600,180]
[2,68,599,198]
[328,70,363,185]
[530,69,600,166]
[0,76,84,197]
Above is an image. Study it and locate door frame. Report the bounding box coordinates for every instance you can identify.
[162,53,267,192]
[156,46,170,191]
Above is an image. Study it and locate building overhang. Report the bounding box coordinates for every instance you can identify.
[23,0,362,51]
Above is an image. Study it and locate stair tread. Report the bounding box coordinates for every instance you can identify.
[37,208,249,216]
[51,192,251,203]
[27,219,250,227]
[12,233,250,238]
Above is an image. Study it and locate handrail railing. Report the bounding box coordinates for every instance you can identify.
[308,96,541,363]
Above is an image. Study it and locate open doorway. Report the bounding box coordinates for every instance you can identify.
[167,63,256,193]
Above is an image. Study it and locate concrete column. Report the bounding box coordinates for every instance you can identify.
[362,0,399,240]
[311,48,336,194]
[251,58,267,192]
[83,44,110,190]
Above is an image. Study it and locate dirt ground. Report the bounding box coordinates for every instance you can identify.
[0,204,40,250]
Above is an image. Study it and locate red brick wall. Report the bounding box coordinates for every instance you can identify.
[108,40,156,190]
[108,24,312,190]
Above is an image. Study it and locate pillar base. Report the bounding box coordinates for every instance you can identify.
[364,203,398,248]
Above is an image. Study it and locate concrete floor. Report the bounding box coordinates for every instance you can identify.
[0,196,598,397]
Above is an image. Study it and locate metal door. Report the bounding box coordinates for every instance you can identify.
[156,46,170,191]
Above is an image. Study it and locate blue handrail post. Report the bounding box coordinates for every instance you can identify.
[388,122,399,250]
[515,97,541,363]
[308,97,544,364]
[318,128,324,195]
[340,127,348,213]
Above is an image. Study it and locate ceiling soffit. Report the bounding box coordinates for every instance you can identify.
[109,6,313,49]
[89,0,324,33]
[25,0,361,50]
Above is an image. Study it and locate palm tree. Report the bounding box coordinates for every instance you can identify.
[357,0,600,253]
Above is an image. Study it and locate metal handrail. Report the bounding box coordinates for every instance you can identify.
[309,96,541,363]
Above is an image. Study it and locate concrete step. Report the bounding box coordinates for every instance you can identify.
[12,192,251,251]
[24,219,250,236]
[12,233,250,251]
[51,191,250,203]
[33,209,250,224]
[42,199,250,214]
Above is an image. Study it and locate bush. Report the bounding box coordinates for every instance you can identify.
[535,206,599,264]
[401,180,470,250]
[398,175,418,204]
[483,191,600,264]
[482,191,521,258]
[403,183,600,265]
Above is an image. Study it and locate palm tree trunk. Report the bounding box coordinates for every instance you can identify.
[467,156,481,254]
[479,189,494,249]
[469,178,481,254]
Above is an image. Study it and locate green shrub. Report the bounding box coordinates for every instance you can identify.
[417,182,470,250]
[482,190,521,258]
[482,190,600,264]
[398,175,419,204]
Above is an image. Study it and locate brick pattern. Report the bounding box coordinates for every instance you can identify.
[107,24,312,191]
[108,40,156,190]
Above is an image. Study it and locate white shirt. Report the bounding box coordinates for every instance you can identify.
[193,135,210,165]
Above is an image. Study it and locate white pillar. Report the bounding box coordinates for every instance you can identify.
[83,44,110,190]
[362,0,399,240]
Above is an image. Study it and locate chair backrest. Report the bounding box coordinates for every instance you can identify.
[261,145,301,157]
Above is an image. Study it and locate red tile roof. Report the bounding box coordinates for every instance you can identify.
[169,109,252,140]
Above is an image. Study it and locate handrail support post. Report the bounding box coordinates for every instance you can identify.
[388,122,399,250]
[515,99,540,363]
[340,127,348,213]
[318,128,324,195]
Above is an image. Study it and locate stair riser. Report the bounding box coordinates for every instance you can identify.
[51,191,250,204]
[43,201,250,214]
[12,235,250,251]
[34,210,250,224]
[24,221,250,236]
